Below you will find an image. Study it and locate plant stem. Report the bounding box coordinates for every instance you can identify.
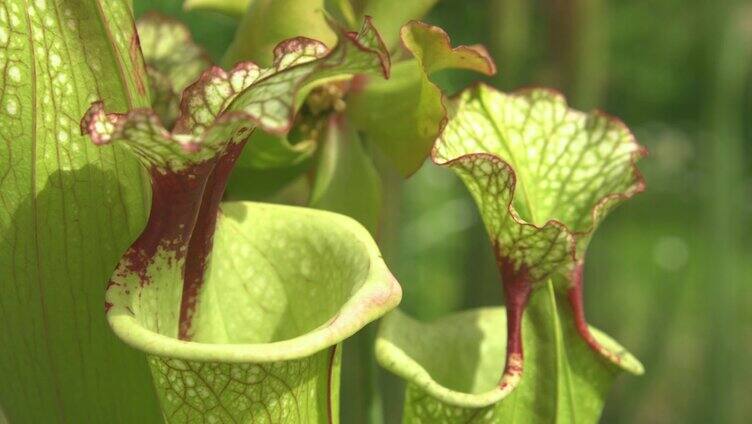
[547,0,606,108]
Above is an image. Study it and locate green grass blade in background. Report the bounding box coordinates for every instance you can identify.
[700,3,752,422]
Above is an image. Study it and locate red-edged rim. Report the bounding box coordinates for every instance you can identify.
[431,81,648,267]
[398,20,497,177]
[81,17,391,153]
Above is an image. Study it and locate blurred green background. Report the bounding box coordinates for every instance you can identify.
[136,0,752,422]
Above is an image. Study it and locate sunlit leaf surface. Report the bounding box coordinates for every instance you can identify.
[0,0,160,421]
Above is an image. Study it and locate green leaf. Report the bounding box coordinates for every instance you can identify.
[0,0,161,421]
[310,115,383,234]
[134,0,239,62]
[376,283,643,423]
[361,0,440,49]
[137,13,212,127]
[348,21,495,176]
[324,0,359,29]
[117,201,402,422]
[428,83,645,405]
[222,0,338,67]
[238,128,316,169]
[183,0,254,17]
[138,13,212,94]
[216,0,439,50]
[400,22,497,75]
[224,161,313,201]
